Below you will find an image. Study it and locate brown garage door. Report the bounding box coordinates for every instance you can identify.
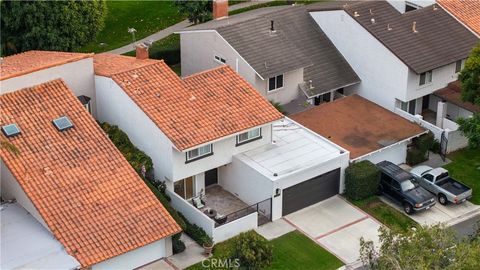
[282,168,340,216]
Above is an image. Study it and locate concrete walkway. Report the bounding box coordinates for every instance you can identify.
[108,0,274,55]
[167,234,207,270]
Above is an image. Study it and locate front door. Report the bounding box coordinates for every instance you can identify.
[205,168,218,187]
[422,95,430,111]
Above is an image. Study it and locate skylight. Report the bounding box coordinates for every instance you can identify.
[1,123,21,137]
[52,116,74,131]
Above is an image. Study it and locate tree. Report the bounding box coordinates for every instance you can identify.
[175,0,212,25]
[231,231,273,269]
[459,44,480,106]
[457,113,480,148]
[1,0,107,55]
[359,224,480,270]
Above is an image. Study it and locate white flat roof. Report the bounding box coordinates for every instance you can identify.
[1,202,80,270]
[237,118,347,180]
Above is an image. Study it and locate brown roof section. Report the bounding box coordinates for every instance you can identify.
[291,95,426,159]
[1,51,93,80]
[310,1,479,74]
[438,0,480,36]
[0,80,181,267]
[434,80,480,113]
[93,53,158,77]
[111,61,283,150]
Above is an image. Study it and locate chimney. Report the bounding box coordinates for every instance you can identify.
[213,0,228,20]
[412,21,418,33]
[136,43,149,60]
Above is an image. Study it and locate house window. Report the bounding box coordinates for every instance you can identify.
[419,70,433,86]
[214,55,226,64]
[455,60,464,73]
[174,176,195,199]
[236,128,262,146]
[186,144,213,162]
[77,95,92,114]
[268,74,284,91]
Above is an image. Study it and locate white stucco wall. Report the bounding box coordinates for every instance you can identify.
[311,10,410,111]
[212,213,257,243]
[92,238,167,270]
[1,160,49,230]
[180,31,303,104]
[0,58,97,116]
[352,141,409,165]
[405,61,461,102]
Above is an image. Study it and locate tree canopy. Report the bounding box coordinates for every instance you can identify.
[175,0,212,25]
[360,224,480,270]
[1,0,107,56]
[459,44,480,106]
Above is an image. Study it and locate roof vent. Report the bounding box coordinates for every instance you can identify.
[309,80,314,90]
[353,11,360,17]
[412,21,418,33]
[52,116,74,131]
[270,20,275,32]
[1,123,21,137]
[369,9,373,15]
[387,24,392,31]
[433,4,438,11]
[371,18,376,24]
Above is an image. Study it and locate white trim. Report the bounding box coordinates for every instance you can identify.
[350,130,429,162]
[178,30,265,80]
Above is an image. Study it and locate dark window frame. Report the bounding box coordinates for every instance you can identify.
[268,74,284,92]
[236,128,262,146]
[185,144,214,163]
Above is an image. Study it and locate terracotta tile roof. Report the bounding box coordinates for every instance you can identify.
[0,51,93,80]
[93,53,158,77]
[434,80,480,113]
[0,79,181,267]
[438,0,480,36]
[111,61,283,150]
[291,95,426,159]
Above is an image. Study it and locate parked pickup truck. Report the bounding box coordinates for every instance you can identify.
[410,166,472,205]
[377,161,436,215]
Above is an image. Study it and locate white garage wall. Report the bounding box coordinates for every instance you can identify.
[92,238,167,270]
[353,141,409,165]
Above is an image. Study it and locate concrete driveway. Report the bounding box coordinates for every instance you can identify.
[283,195,381,264]
[380,196,480,226]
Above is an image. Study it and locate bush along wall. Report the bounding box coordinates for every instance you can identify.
[407,132,435,166]
[100,122,187,253]
[345,160,380,200]
[177,212,213,246]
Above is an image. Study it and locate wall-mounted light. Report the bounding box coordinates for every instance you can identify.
[274,188,281,197]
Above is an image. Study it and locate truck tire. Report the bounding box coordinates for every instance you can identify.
[403,203,414,215]
[438,194,448,205]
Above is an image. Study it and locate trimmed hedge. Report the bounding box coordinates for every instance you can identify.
[345,160,380,200]
[178,212,213,246]
[407,132,435,166]
[172,233,186,254]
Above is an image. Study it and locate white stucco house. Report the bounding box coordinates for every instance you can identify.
[309,0,478,152]
[94,52,349,242]
[178,3,360,111]
[0,78,180,269]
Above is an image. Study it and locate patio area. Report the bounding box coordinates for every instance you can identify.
[203,185,248,216]
[422,109,437,124]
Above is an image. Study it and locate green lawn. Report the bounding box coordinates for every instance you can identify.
[79,1,184,53]
[187,231,343,270]
[444,148,480,204]
[350,196,417,233]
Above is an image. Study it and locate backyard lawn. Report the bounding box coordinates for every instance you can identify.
[186,231,343,270]
[79,1,184,53]
[444,148,480,204]
[350,196,418,233]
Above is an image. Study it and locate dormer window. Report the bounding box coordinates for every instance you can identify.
[186,144,213,163]
[77,95,92,114]
[1,123,21,137]
[268,74,284,92]
[419,70,432,86]
[236,128,262,146]
[52,116,74,131]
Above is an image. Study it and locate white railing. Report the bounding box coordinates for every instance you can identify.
[394,108,443,140]
[212,212,258,243]
[167,190,214,236]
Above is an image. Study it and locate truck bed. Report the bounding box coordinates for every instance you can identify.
[437,177,470,196]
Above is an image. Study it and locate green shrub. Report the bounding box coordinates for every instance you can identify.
[172,233,186,254]
[270,100,288,115]
[430,139,441,154]
[413,132,435,153]
[407,147,428,166]
[178,212,212,246]
[231,231,273,269]
[345,160,380,200]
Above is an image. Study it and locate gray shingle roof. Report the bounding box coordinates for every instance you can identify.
[309,1,479,74]
[183,5,360,97]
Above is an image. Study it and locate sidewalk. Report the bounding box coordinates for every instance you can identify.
[108,0,274,54]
